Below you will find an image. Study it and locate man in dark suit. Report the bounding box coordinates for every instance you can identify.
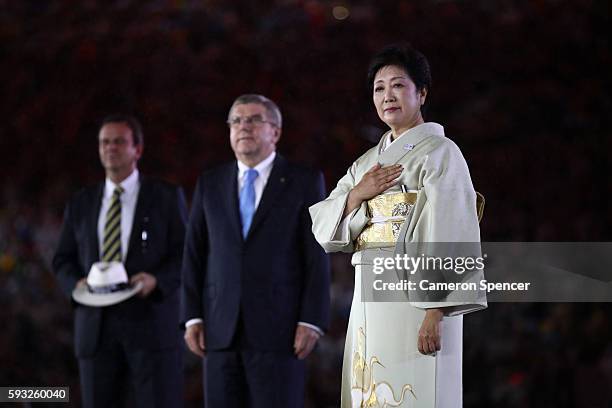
[182,94,330,408]
[53,114,187,408]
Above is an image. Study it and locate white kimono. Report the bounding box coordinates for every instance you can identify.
[310,123,487,408]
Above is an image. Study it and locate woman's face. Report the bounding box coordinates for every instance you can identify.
[373,65,427,132]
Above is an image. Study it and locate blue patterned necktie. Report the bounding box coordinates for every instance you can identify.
[239,169,259,238]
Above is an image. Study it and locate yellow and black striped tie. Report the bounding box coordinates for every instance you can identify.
[101,186,124,262]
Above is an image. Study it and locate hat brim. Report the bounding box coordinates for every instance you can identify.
[72,281,143,307]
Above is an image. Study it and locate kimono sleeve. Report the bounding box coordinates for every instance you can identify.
[309,161,370,253]
[407,139,487,315]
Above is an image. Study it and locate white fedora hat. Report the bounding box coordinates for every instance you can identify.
[72,262,143,307]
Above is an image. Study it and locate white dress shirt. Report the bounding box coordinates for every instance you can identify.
[236,151,276,208]
[97,169,140,262]
[186,152,323,336]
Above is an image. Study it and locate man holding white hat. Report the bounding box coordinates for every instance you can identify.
[53,114,187,407]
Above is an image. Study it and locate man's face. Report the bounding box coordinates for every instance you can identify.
[229,103,280,165]
[98,122,142,176]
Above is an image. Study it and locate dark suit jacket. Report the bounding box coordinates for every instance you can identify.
[181,155,330,351]
[53,176,187,358]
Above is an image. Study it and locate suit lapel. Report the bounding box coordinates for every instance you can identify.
[221,163,243,240]
[247,155,289,239]
[90,183,104,261]
[125,175,153,263]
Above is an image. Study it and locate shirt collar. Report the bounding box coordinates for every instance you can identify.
[104,169,140,197]
[237,151,276,178]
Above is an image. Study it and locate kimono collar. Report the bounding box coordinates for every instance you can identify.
[377,122,444,165]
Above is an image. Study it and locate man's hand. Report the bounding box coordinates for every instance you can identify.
[418,308,443,355]
[344,164,403,216]
[294,325,321,360]
[75,277,87,290]
[184,323,206,358]
[129,272,157,297]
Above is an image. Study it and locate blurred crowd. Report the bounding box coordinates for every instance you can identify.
[1,0,611,406]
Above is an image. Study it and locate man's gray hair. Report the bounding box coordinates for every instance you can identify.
[228,94,282,128]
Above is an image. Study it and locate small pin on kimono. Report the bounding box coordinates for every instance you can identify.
[403,143,415,151]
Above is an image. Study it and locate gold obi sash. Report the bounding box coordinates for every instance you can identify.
[355,191,418,251]
[354,191,486,251]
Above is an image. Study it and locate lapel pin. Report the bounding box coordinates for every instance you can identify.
[141,230,149,252]
[404,144,415,151]
[280,177,286,183]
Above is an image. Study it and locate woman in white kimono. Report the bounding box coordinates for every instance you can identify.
[310,44,487,407]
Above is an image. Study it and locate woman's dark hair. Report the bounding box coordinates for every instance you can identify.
[367,43,432,114]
